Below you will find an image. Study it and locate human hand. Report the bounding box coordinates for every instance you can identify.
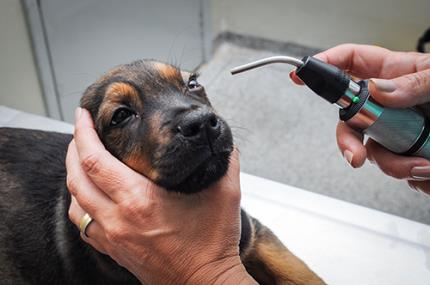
[66,108,256,284]
[290,44,430,194]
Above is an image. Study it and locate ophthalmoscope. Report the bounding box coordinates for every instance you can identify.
[231,56,430,160]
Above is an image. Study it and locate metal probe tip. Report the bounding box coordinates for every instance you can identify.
[230,56,303,75]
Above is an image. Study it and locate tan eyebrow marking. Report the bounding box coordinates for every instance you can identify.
[97,82,143,128]
[152,62,184,90]
[106,82,140,103]
[149,111,171,147]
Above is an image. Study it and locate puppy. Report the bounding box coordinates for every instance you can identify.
[0,60,325,285]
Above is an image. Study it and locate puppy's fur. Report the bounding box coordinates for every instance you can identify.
[0,60,325,285]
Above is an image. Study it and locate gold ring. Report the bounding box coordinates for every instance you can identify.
[79,213,93,238]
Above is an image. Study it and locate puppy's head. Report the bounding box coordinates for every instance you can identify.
[80,60,233,193]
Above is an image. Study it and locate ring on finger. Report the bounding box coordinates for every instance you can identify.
[79,213,94,239]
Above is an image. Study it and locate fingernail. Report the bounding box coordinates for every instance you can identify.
[75,107,82,122]
[289,71,294,81]
[411,166,430,180]
[370,78,396,93]
[343,150,354,166]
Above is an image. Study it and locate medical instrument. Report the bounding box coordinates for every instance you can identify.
[231,56,430,159]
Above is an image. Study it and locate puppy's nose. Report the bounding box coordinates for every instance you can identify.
[177,111,221,142]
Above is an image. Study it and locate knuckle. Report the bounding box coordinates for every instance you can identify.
[339,43,356,50]
[403,72,429,94]
[118,198,153,220]
[378,165,404,179]
[118,199,139,218]
[81,153,102,175]
[68,208,77,225]
[403,74,418,90]
[66,175,79,197]
[367,155,405,180]
[105,226,126,244]
[229,188,241,204]
[385,170,403,180]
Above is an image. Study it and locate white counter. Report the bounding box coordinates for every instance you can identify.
[241,173,430,284]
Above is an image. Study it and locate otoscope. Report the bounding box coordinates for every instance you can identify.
[231,56,430,160]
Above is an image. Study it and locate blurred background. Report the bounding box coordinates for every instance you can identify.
[1,0,430,223]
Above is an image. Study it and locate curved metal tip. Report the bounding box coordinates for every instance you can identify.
[230,56,303,75]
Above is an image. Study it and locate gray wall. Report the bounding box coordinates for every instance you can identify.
[0,0,45,116]
[212,0,430,51]
[36,0,208,123]
[1,0,429,115]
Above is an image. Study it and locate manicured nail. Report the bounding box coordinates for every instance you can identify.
[289,71,297,83]
[370,78,396,93]
[75,107,82,122]
[411,166,430,180]
[343,150,354,166]
[290,71,304,85]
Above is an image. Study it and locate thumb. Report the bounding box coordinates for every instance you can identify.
[369,69,430,108]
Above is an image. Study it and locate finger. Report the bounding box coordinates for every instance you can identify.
[227,147,240,178]
[68,195,86,226]
[81,221,109,255]
[314,44,430,79]
[68,196,109,254]
[368,69,430,108]
[81,223,109,255]
[407,180,430,195]
[206,148,241,206]
[289,71,304,85]
[74,108,147,202]
[66,140,114,220]
[336,122,366,168]
[366,139,430,179]
[217,148,241,188]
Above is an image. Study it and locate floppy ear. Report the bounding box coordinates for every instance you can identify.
[80,84,103,123]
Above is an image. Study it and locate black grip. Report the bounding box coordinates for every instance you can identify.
[295,56,351,104]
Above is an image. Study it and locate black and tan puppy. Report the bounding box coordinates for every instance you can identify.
[0,60,325,285]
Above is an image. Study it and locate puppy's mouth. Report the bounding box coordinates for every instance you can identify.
[153,129,233,194]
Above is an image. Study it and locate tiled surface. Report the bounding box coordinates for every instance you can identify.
[198,41,430,224]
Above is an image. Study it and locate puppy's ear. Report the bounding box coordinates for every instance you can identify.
[80,84,103,122]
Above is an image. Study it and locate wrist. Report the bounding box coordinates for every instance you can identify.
[186,256,257,285]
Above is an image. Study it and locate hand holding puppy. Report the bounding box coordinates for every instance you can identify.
[66,108,256,285]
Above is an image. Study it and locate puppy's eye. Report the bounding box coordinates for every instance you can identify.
[111,108,135,126]
[187,74,200,90]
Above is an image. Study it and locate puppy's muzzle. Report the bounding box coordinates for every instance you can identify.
[177,110,221,147]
